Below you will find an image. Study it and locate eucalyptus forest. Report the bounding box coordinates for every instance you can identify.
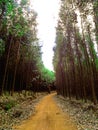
[0,0,55,96]
[0,0,98,130]
[53,0,98,105]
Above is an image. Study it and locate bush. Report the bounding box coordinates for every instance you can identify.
[3,101,16,111]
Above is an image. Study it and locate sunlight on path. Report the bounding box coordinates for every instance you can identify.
[14,93,78,130]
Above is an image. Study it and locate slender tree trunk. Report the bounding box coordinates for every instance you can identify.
[11,40,20,96]
[1,37,13,95]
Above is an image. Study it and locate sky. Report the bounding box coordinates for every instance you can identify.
[30,0,60,70]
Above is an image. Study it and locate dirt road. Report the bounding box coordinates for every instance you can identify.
[14,93,78,130]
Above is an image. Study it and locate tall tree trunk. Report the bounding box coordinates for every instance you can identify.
[11,40,20,96]
[1,37,13,95]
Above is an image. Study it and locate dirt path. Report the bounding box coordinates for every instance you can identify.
[14,93,78,130]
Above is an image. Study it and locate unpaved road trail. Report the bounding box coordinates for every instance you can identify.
[14,93,78,130]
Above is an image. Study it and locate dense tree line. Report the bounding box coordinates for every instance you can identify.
[53,0,98,104]
[0,0,55,96]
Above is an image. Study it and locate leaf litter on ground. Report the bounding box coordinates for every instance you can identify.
[54,94,98,130]
[0,91,47,130]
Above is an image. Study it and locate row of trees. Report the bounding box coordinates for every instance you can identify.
[53,0,98,104]
[0,0,55,96]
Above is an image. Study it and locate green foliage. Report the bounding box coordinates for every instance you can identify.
[0,0,29,38]
[95,58,98,69]
[41,66,55,84]
[4,101,15,111]
[6,1,14,14]
[20,0,29,6]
